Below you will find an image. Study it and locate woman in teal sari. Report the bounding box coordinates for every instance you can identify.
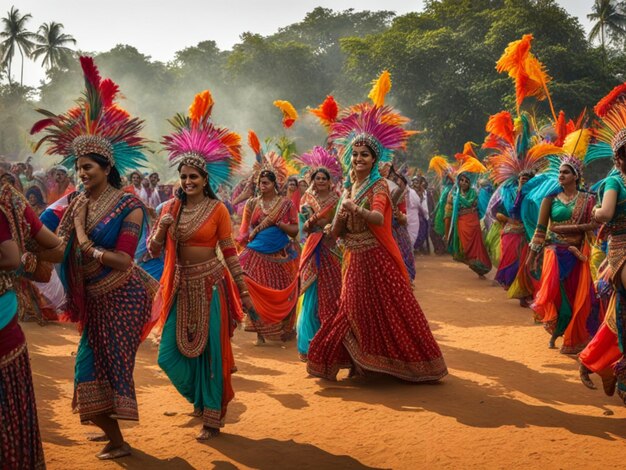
[444,172,492,278]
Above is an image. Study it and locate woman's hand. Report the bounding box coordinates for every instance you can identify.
[159,213,175,230]
[73,196,88,228]
[341,198,357,214]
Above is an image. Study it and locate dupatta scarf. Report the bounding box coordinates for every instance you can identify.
[58,190,149,329]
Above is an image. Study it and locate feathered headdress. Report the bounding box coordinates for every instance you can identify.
[495,34,557,121]
[587,82,626,161]
[162,90,242,190]
[247,130,288,186]
[273,100,298,128]
[428,155,453,181]
[368,71,392,108]
[329,104,414,184]
[309,95,339,129]
[483,112,548,185]
[294,146,343,182]
[31,56,147,175]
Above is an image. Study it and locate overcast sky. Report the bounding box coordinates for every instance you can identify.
[2,0,593,87]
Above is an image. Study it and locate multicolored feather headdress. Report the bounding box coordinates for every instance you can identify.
[247,130,288,186]
[31,56,147,175]
[294,146,343,182]
[483,111,548,185]
[587,82,626,161]
[162,90,242,190]
[328,71,416,185]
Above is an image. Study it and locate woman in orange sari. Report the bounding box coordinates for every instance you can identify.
[307,102,447,382]
[527,158,596,354]
[151,91,250,439]
[295,147,343,360]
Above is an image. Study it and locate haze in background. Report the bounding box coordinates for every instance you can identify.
[8,0,593,88]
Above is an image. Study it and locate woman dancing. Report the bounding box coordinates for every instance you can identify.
[151,90,251,439]
[31,56,157,460]
[294,146,343,361]
[0,183,62,469]
[578,83,626,401]
[526,155,596,354]
[237,133,300,345]
[307,99,447,383]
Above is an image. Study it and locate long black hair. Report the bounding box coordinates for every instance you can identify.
[175,162,219,202]
[79,153,122,189]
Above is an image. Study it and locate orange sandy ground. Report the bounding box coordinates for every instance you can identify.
[25,256,626,470]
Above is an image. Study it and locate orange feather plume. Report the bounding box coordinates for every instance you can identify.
[428,155,451,179]
[189,90,214,125]
[273,100,298,128]
[368,70,392,108]
[309,95,339,128]
[554,111,567,146]
[594,83,626,118]
[247,130,261,157]
[496,34,555,119]
[485,111,515,147]
[455,141,478,162]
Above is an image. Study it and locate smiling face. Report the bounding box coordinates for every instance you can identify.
[312,171,330,193]
[76,156,108,192]
[55,169,68,184]
[351,144,375,174]
[149,173,159,186]
[130,172,141,186]
[558,164,577,187]
[179,165,207,198]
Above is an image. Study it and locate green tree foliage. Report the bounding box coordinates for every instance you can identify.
[1,2,625,177]
[31,22,76,71]
[340,0,617,166]
[0,6,37,86]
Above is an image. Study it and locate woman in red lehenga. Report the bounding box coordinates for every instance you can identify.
[306,84,447,382]
[294,146,343,361]
[237,133,300,344]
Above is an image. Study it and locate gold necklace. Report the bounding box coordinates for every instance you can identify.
[86,185,119,230]
[260,196,278,213]
[559,191,578,204]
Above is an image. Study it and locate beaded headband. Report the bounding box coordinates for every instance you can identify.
[612,128,626,153]
[71,135,115,166]
[352,133,382,159]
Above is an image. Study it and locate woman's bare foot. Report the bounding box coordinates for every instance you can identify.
[196,426,220,440]
[601,374,617,397]
[254,333,266,346]
[96,441,131,460]
[579,364,596,390]
[86,432,108,442]
[188,408,202,417]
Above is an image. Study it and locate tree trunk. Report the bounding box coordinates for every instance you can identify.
[19,46,24,86]
[7,56,12,86]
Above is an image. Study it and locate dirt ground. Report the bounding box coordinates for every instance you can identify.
[25,256,626,469]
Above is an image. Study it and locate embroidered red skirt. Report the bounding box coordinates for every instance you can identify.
[307,244,448,382]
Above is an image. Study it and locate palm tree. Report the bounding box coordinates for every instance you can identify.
[31,22,76,71]
[0,6,37,86]
[588,0,626,57]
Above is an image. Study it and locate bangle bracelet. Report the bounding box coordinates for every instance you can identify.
[92,248,105,263]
